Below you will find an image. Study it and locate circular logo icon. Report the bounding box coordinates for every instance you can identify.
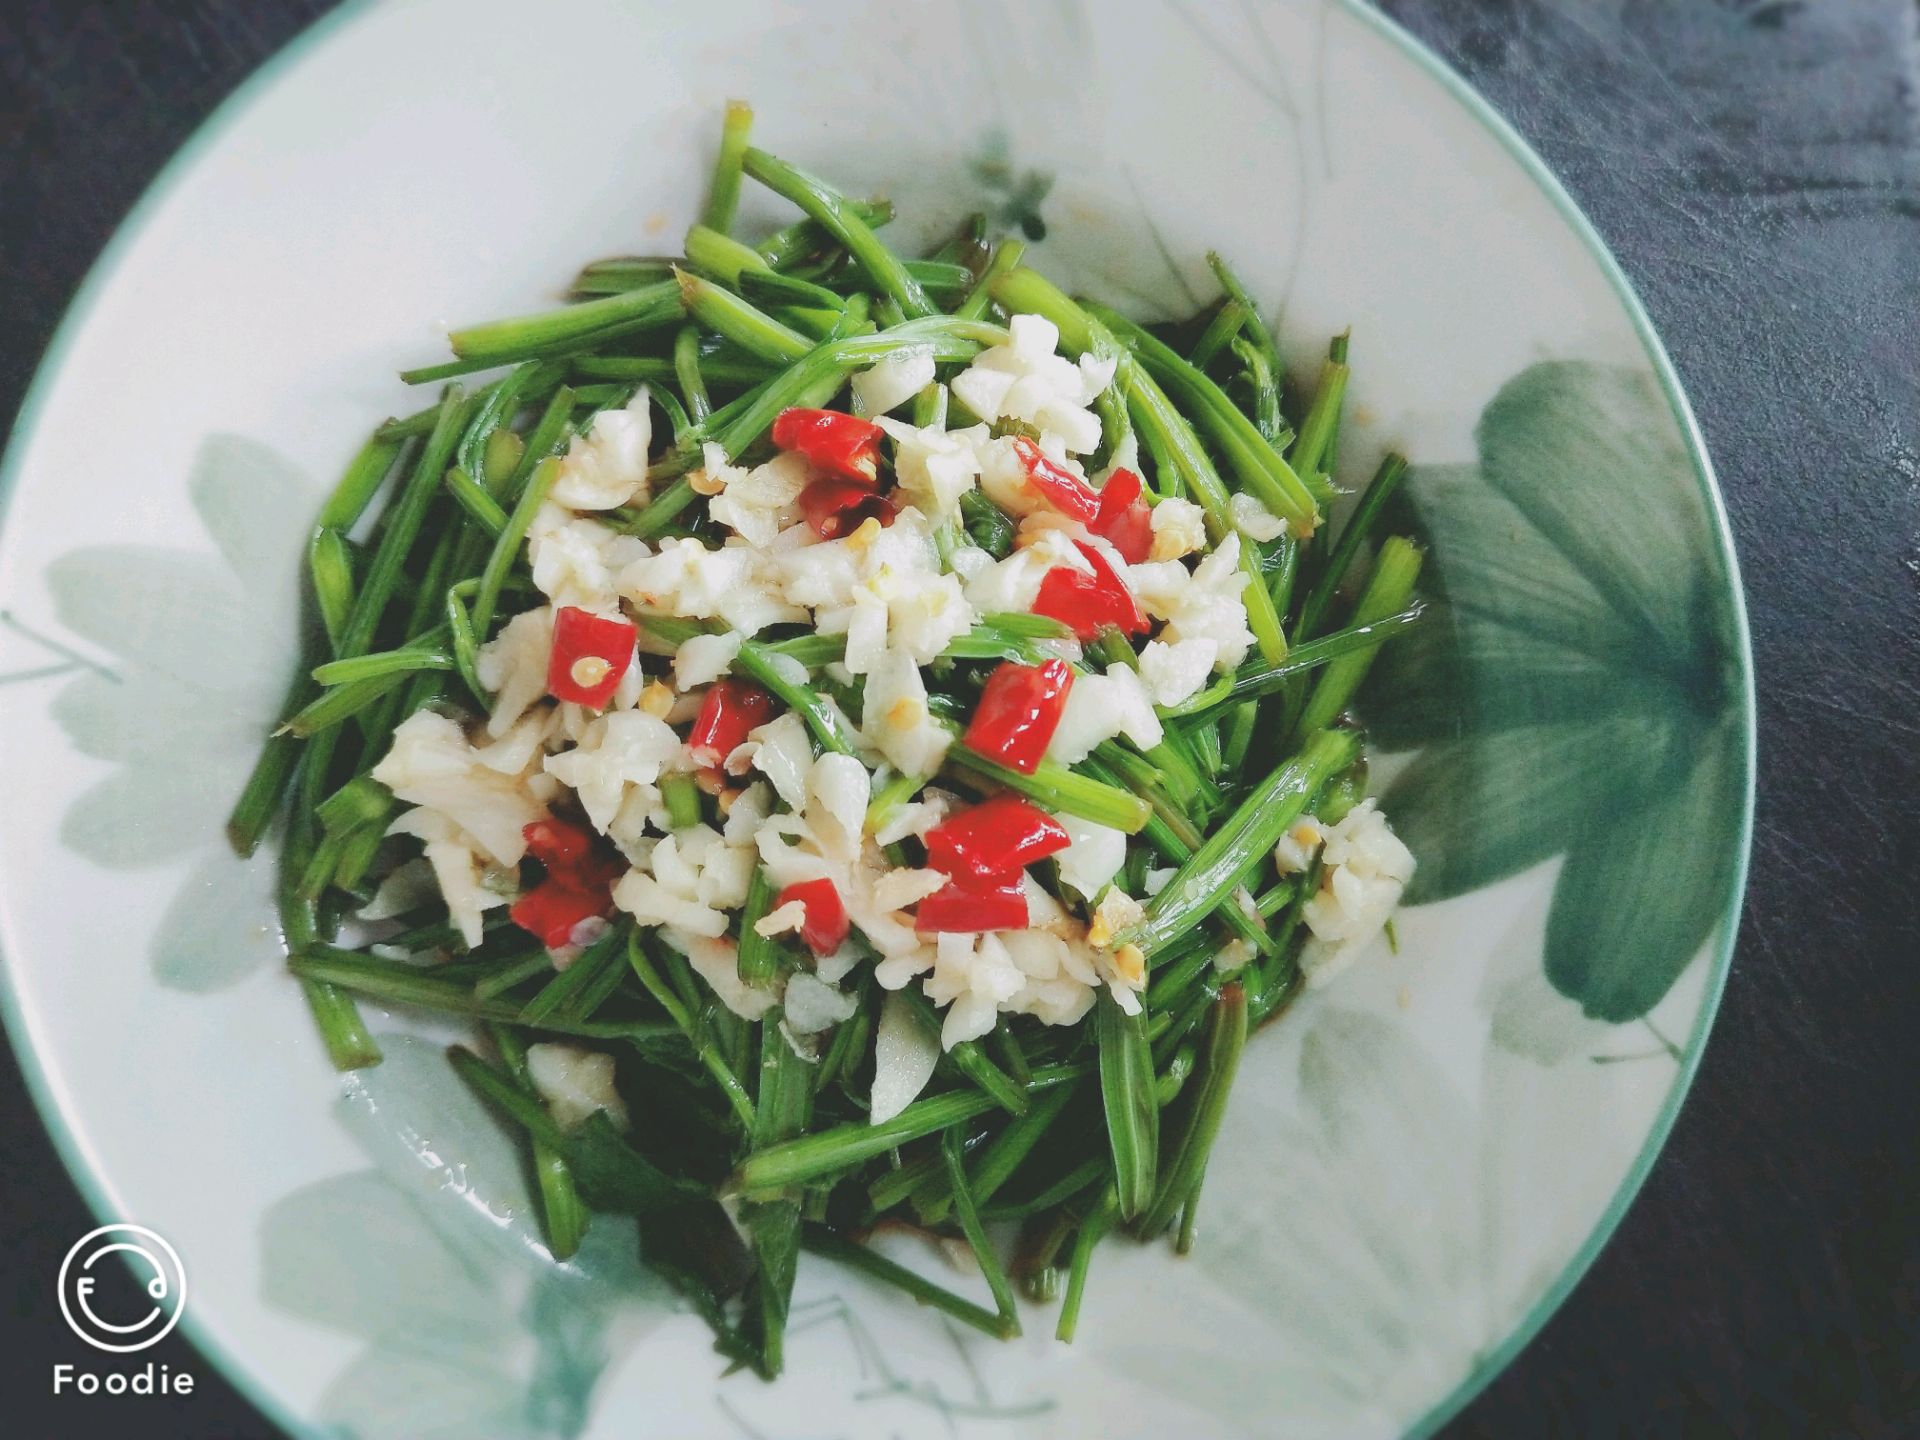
[57,1224,187,1353]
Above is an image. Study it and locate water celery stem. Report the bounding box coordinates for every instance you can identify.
[742,148,936,318]
[472,445,564,642]
[1139,983,1248,1237]
[945,744,1151,834]
[675,268,813,365]
[1289,333,1351,482]
[1055,1189,1119,1343]
[942,1129,1022,1330]
[703,100,754,233]
[1095,990,1159,1220]
[1158,606,1427,718]
[436,280,680,372]
[1293,536,1424,739]
[732,1064,1086,1195]
[1294,453,1411,640]
[336,387,466,661]
[491,1024,591,1261]
[1120,728,1358,960]
[799,1226,1017,1341]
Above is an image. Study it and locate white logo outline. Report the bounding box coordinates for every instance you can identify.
[57,1224,186,1353]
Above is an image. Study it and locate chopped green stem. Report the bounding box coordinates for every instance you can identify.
[673,326,712,425]
[979,1155,1110,1222]
[903,989,1028,1117]
[337,387,466,659]
[1055,1188,1119,1343]
[573,353,770,387]
[280,671,410,738]
[1229,334,1287,450]
[1294,537,1423,739]
[473,447,563,642]
[1295,453,1411,640]
[570,256,677,295]
[732,1064,1086,1195]
[1289,341,1350,481]
[799,1226,1016,1341]
[661,772,705,831]
[1095,990,1159,1220]
[1121,728,1358,959]
[954,238,1027,321]
[1139,984,1248,1236]
[743,148,936,318]
[472,950,553,999]
[289,948,672,1042]
[945,744,1151,834]
[441,280,680,369]
[675,268,813,364]
[308,528,355,651]
[733,866,786,988]
[1189,298,1248,369]
[301,977,383,1071]
[702,100,754,232]
[439,465,507,534]
[1159,606,1426,718]
[492,1025,591,1260]
[1086,300,1319,530]
[519,925,628,1026]
[318,432,407,532]
[942,1129,1021,1329]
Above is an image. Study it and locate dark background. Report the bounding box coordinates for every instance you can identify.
[2,1,1916,1436]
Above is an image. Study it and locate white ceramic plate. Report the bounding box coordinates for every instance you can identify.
[0,2,1752,1436]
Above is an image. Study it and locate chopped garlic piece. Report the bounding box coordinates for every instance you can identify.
[871,991,940,1123]
[1272,814,1325,875]
[549,388,653,510]
[526,1043,629,1132]
[708,450,811,549]
[852,345,936,417]
[1230,490,1288,542]
[373,710,546,867]
[1149,497,1208,560]
[673,630,743,689]
[1300,801,1416,988]
[755,900,807,938]
[476,606,554,738]
[1087,886,1145,948]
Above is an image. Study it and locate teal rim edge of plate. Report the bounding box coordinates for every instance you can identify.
[0,2,1755,1437]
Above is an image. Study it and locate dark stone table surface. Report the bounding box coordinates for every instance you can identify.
[1,2,1914,1435]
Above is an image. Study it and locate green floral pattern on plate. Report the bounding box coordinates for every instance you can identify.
[1368,361,1744,1020]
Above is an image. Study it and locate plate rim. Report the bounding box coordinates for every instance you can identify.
[0,2,1755,1436]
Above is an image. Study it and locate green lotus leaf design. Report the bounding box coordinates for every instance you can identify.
[1366,361,1744,1022]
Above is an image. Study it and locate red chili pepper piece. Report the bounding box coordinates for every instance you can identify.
[687,679,777,766]
[914,872,1032,934]
[511,817,623,949]
[798,478,898,540]
[523,816,598,870]
[546,606,638,708]
[510,879,613,950]
[771,407,884,485]
[1011,436,1099,523]
[923,795,1070,882]
[774,877,851,955]
[1089,466,1152,564]
[1032,540,1148,639]
[962,658,1074,775]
